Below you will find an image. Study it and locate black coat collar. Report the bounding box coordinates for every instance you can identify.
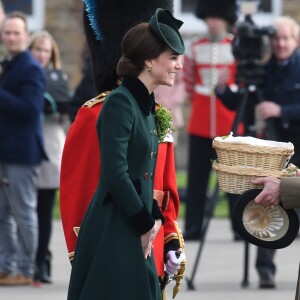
[122,77,155,116]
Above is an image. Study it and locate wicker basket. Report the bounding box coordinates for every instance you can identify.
[212,162,288,194]
[213,139,294,171]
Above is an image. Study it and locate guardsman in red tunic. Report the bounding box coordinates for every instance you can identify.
[60,1,185,297]
[60,93,185,298]
[182,0,242,240]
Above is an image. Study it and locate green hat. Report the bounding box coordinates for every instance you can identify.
[149,8,185,55]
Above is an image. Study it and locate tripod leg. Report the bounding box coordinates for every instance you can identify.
[186,184,219,290]
[229,193,251,287]
[242,241,250,287]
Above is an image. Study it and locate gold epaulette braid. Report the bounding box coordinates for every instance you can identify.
[82,91,111,108]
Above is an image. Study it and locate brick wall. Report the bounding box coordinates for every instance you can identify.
[283,0,300,20]
[45,0,85,90]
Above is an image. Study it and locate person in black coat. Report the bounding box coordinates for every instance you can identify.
[216,15,300,289]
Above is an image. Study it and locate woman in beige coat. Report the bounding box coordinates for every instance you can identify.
[28,30,71,283]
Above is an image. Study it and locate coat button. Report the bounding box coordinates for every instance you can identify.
[144,173,149,180]
[151,151,157,158]
[151,172,154,179]
[153,129,157,135]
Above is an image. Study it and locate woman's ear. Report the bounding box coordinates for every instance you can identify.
[144,60,153,73]
[144,59,153,70]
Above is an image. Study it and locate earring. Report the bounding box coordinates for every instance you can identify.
[147,67,152,73]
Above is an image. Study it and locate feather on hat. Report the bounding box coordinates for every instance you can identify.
[83,0,173,93]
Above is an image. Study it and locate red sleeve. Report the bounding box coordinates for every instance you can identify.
[60,104,102,258]
[162,142,180,233]
[153,141,181,276]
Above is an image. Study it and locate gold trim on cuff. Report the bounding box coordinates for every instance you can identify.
[164,233,178,244]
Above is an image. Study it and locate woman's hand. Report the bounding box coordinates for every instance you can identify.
[140,219,162,259]
[152,219,162,239]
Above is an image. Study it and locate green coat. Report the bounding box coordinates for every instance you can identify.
[67,77,161,300]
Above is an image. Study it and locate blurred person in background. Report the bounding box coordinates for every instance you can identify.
[256,16,300,288]
[0,11,46,285]
[28,30,71,284]
[216,15,300,288]
[256,16,300,165]
[182,0,241,241]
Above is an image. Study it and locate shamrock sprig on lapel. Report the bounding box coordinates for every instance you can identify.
[155,104,176,143]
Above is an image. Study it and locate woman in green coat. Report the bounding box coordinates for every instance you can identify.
[67,8,185,300]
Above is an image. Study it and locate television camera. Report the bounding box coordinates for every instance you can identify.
[232,1,275,86]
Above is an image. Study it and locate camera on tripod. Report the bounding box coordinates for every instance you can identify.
[232,0,275,86]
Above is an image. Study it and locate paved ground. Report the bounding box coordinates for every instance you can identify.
[0,218,299,300]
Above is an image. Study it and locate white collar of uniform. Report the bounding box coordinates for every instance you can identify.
[161,133,174,143]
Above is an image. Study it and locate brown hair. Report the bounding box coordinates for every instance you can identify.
[116,23,168,78]
[3,11,28,32]
[28,30,62,70]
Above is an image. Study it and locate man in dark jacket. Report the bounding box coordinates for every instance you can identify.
[216,15,300,289]
[0,11,46,285]
[254,17,300,288]
[256,16,300,164]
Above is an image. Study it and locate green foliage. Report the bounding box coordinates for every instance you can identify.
[177,171,229,219]
[155,104,176,143]
[53,191,61,219]
[176,170,187,188]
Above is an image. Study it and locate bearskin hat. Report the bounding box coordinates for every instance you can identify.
[195,0,237,25]
[83,0,173,93]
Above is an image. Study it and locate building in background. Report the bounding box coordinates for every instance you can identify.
[0,0,290,91]
[2,0,284,35]
[175,0,283,35]
[2,0,45,31]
